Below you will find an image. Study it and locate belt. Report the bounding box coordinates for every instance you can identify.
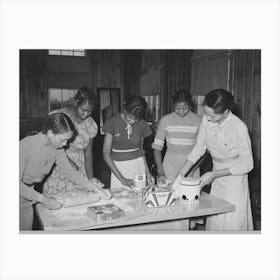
[112,148,139,153]
[212,155,239,163]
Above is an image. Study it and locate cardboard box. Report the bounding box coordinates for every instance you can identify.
[144,186,175,208]
[87,204,125,223]
[134,173,146,189]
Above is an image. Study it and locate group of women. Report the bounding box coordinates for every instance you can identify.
[19,86,254,231]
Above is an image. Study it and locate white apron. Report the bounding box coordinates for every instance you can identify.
[163,151,200,182]
[110,157,145,191]
[206,158,253,231]
[163,151,201,228]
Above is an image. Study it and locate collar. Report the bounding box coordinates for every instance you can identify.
[218,111,233,128]
[39,132,51,148]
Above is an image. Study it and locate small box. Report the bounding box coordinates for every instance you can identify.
[87,204,125,223]
[144,186,175,208]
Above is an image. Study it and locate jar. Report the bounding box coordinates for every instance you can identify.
[178,177,201,203]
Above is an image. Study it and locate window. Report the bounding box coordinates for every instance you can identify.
[144,95,160,122]
[190,50,232,116]
[49,88,78,112]
[191,51,231,95]
[48,49,86,56]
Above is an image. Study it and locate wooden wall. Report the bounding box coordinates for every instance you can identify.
[161,50,192,115]
[20,50,48,137]
[122,50,142,98]
[20,50,48,118]
[232,50,261,192]
[20,50,121,138]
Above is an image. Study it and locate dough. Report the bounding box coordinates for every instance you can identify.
[48,190,100,208]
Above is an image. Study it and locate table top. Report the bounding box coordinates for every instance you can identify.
[35,192,235,231]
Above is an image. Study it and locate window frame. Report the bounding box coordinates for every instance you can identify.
[48,88,78,113]
[48,49,86,57]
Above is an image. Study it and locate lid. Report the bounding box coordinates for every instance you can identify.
[146,186,173,193]
[179,177,200,186]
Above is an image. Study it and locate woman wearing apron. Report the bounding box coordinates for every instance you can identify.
[152,90,202,229]
[102,95,153,192]
[178,89,254,230]
[152,90,201,183]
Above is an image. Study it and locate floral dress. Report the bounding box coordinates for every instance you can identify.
[43,109,98,194]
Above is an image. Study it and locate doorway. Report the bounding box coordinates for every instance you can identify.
[92,88,121,188]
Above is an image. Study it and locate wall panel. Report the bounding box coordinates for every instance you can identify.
[232,50,261,192]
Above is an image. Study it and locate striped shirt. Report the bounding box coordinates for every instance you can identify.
[152,111,201,154]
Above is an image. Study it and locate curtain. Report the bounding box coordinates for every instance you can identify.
[191,54,230,96]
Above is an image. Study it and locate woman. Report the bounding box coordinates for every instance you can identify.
[43,86,101,194]
[20,112,111,230]
[152,90,201,183]
[102,95,153,192]
[178,89,254,230]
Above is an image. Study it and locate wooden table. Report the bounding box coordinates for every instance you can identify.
[35,192,235,231]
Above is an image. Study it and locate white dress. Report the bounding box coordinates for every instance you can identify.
[187,112,254,230]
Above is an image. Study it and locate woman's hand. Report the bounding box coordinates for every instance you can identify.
[95,187,112,200]
[199,172,216,188]
[90,177,105,188]
[40,196,63,210]
[120,178,135,189]
[146,172,155,186]
[157,175,167,186]
[85,183,112,199]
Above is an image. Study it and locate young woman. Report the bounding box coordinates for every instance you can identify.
[152,90,202,183]
[178,89,254,230]
[102,95,153,192]
[20,112,110,230]
[43,86,101,194]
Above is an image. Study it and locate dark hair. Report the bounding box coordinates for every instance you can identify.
[41,113,77,135]
[74,86,96,106]
[124,95,147,120]
[172,90,193,107]
[204,89,234,114]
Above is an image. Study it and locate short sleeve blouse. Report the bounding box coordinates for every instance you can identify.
[102,114,152,161]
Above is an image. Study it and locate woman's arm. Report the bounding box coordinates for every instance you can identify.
[84,138,94,179]
[178,116,208,177]
[199,168,231,188]
[20,182,62,209]
[229,123,254,175]
[140,137,153,184]
[19,139,62,209]
[56,149,111,198]
[20,182,43,202]
[55,149,92,188]
[103,132,133,188]
[178,160,195,177]
[151,118,166,178]
[153,149,165,177]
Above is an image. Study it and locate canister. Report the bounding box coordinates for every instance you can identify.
[178,177,201,204]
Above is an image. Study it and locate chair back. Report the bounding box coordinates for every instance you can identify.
[26,130,39,137]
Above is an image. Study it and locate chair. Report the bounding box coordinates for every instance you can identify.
[26,130,39,137]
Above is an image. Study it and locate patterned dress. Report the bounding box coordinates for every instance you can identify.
[43,109,98,194]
